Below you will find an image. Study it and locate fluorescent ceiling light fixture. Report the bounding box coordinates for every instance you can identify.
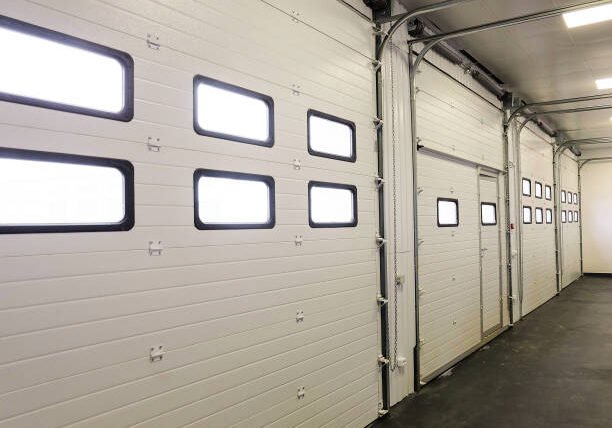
[596,78,612,90]
[563,4,612,28]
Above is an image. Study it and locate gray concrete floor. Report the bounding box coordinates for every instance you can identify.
[374,274,612,428]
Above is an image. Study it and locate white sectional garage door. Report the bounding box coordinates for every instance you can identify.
[0,1,381,427]
[417,152,504,381]
[560,154,581,288]
[519,129,556,315]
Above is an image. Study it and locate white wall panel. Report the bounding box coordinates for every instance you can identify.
[519,127,556,315]
[0,1,380,427]
[581,155,612,273]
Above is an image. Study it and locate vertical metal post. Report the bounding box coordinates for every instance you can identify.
[578,167,584,276]
[374,25,390,413]
[502,115,514,325]
[513,120,524,318]
[407,47,422,391]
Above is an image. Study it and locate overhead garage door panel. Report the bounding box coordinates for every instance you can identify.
[520,129,556,315]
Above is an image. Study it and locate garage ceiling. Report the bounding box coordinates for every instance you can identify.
[399,0,612,140]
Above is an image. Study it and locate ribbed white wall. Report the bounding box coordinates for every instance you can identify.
[560,153,581,288]
[0,1,380,427]
[519,126,556,315]
[580,150,612,273]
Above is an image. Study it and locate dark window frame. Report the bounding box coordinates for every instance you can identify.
[307,109,356,162]
[561,190,566,203]
[193,75,274,147]
[193,168,275,230]
[0,147,134,234]
[480,202,497,226]
[522,178,532,196]
[534,181,543,199]
[574,211,579,222]
[561,210,567,223]
[308,181,358,228]
[567,192,573,204]
[535,207,543,224]
[545,184,552,200]
[437,197,459,227]
[523,206,532,224]
[0,15,134,122]
[546,208,553,224]
[574,193,578,205]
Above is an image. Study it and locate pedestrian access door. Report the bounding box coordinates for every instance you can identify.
[417,152,505,383]
[478,173,503,336]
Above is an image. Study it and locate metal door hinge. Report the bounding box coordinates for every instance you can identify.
[146,33,160,50]
[376,294,388,305]
[148,241,163,256]
[376,234,387,248]
[150,345,165,362]
[147,137,161,152]
[296,310,304,323]
[377,355,389,365]
[292,159,301,170]
[375,176,386,189]
[294,235,303,246]
[373,117,384,129]
[297,386,306,399]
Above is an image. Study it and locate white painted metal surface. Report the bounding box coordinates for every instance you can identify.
[479,173,502,334]
[0,1,380,427]
[417,152,480,380]
[560,153,581,288]
[519,127,556,315]
[581,154,612,273]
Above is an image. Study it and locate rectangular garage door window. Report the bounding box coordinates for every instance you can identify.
[194,169,275,230]
[546,208,552,224]
[0,15,133,121]
[0,148,134,233]
[545,185,552,200]
[307,110,356,162]
[535,181,542,199]
[561,190,566,203]
[567,192,573,204]
[309,182,357,227]
[561,210,566,223]
[574,193,578,204]
[574,211,579,222]
[437,198,459,227]
[568,211,573,223]
[523,206,532,224]
[522,178,531,196]
[535,207,543,224]
[481,202,496,226]
[193,75,274,147]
